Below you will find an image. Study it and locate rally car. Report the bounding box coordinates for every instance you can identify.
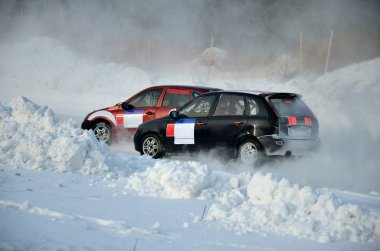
[134,90,320,164]
[81,85,221,144]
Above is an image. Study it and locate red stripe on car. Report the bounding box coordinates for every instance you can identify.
[116,115,123,125]
[166,89,189,95]
[166,124,175,137]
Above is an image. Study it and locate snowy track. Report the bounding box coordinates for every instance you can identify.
[1,36,380,249]
[1,96,380,250]
[1,165,379,251]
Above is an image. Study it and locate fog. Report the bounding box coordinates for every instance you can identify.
[0,0,380,194]
[1,0,379,74]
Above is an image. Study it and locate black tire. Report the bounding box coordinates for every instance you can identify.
[141,134,164,159]
[238,138,264,166]
[92,122,112,145]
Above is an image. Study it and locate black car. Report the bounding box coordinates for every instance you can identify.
[134,90,320,164]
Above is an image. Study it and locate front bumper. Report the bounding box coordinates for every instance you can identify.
[133,131,142,152]
[81,120,92,130]
[258,135,320,156]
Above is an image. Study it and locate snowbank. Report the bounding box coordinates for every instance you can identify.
[208,172,380,243]
[0,97,222,199]
[125,160,215,199]
[0,96,109,175]
[1,97,379,244]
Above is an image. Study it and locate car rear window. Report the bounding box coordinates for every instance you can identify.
[269,97,313,117]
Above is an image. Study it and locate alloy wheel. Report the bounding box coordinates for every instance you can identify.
[93,123,111,142]
[240,141,258,164]
[142,136,159,157]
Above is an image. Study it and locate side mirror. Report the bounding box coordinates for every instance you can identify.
[122,102,134,110]
[169,110,179,119]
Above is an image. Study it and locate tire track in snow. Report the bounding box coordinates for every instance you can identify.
[0,199,152,237]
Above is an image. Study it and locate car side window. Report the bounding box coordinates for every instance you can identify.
[179,95,215,118]
[213,94,245,116]
[162,89,191,107]
[247,96,259,116]
[128,88,162,108]
[192,92,200,98]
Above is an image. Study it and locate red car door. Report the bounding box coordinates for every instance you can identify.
[115,88,164,135]
[156,88,193,118]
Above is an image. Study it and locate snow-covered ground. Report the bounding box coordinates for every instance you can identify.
[1,36,380,250]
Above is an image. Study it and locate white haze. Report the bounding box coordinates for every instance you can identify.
[1,0,379,72]
[0,0,380,194]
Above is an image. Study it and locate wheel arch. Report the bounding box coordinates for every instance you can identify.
[90,117,115,129]
[88,110,117,128]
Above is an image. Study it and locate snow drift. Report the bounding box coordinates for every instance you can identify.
[208,172,380,243]
[0,96,109,175]
[1,97,379,244]
[0,96,218,199]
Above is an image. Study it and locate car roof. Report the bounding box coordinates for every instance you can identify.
[150,85,222,91]
[208,90,301,98]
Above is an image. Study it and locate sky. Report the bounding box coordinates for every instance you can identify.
[1,0,379,71]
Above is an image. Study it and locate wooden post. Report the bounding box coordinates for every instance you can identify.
[207,35,214,81]
[299,32,303,74]
[201,204,207,221]
[325,30,334,74]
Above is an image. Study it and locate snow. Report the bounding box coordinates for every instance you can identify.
[125,160,214,198]
[1,96,380,249]
[208,172,380,243]
[1,36,380,250]
[0,96,109,175]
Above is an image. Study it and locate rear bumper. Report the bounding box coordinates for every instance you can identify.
[258,135,320,156]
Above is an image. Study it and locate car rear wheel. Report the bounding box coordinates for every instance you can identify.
[141,134,164,159]
[92,122,112,144]
[238,139,263,165]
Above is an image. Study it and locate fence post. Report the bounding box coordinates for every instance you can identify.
[299,32,303,74]
[325,30,334,74]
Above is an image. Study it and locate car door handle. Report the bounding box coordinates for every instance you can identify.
[233,121,244,125]
[145,111,155,115]
[196,121,206,126]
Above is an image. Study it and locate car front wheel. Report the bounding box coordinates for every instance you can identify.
[92,122,112,144]
[238,139,263,166]
[141,134,164,159]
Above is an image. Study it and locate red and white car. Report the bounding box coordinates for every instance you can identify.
[81,85,221,144]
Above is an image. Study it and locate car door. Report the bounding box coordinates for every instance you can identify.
[205,94,248,150]
[116,88,163,132]
[155,88,193,118]
[164,94,217,153]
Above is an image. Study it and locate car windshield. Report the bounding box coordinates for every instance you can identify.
[270,97,313,117]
